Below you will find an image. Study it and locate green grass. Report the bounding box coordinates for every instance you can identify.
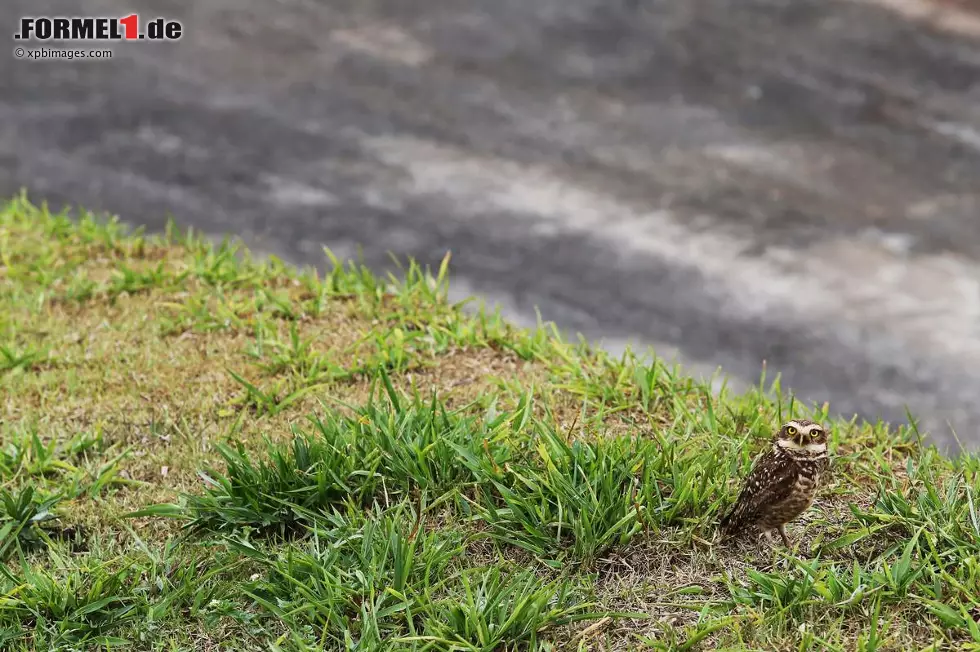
[1,191,978,650]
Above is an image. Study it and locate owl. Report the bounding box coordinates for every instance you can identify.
[719,419,830,547]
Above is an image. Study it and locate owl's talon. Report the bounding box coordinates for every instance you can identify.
[778,525,791,548]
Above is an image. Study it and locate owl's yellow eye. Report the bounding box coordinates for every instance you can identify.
[786,426,798,435]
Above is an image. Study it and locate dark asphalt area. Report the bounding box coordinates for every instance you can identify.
[3,0,980,448]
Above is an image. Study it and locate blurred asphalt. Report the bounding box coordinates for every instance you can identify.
[3,0,980,448]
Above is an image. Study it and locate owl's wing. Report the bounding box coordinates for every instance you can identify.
[719,448,797,534]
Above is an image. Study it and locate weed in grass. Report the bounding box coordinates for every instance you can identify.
[128,534,251,633]
[0,342,49,374]
[458,408,653,565]
[235,502,463,647]
[726,527,975,644]
[157,287,254,335]
[256,287,302,321]
[0,427,85,480]
[364,328,417,373]
[227,367,332,416]
[234,500,604,651]
[181,430,376,536]
[0,486,60,559]
[108,261,183,301]
[351,373,487,495]
[419,566,598,650]
[151,374,502,536]
[248,321,315,377]
[457,401,733,564]
[60,274,99,304]
[0,553,140,647]
[728,555,827,624]
[2,535,254,649]
[244,320,357,387]
[639,614,739,652]
[0,424,133,502]
[865,469,980,554]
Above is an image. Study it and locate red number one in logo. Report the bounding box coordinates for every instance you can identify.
[120,14,138,39]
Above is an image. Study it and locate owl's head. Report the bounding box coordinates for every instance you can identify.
[775,419,828,456]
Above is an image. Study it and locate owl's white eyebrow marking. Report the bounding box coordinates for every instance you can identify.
[776,439,827,454]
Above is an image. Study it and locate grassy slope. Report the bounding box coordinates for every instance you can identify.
[1,193,979,651]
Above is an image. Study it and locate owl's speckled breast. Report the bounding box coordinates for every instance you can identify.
[757,464,822,530]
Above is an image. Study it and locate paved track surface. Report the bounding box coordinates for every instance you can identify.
[3,0,980,448]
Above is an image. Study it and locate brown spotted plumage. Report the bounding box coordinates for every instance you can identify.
[719,419,830,547]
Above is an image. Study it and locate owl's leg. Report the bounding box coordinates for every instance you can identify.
[777,525,792,548]
[758,529,776,547]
